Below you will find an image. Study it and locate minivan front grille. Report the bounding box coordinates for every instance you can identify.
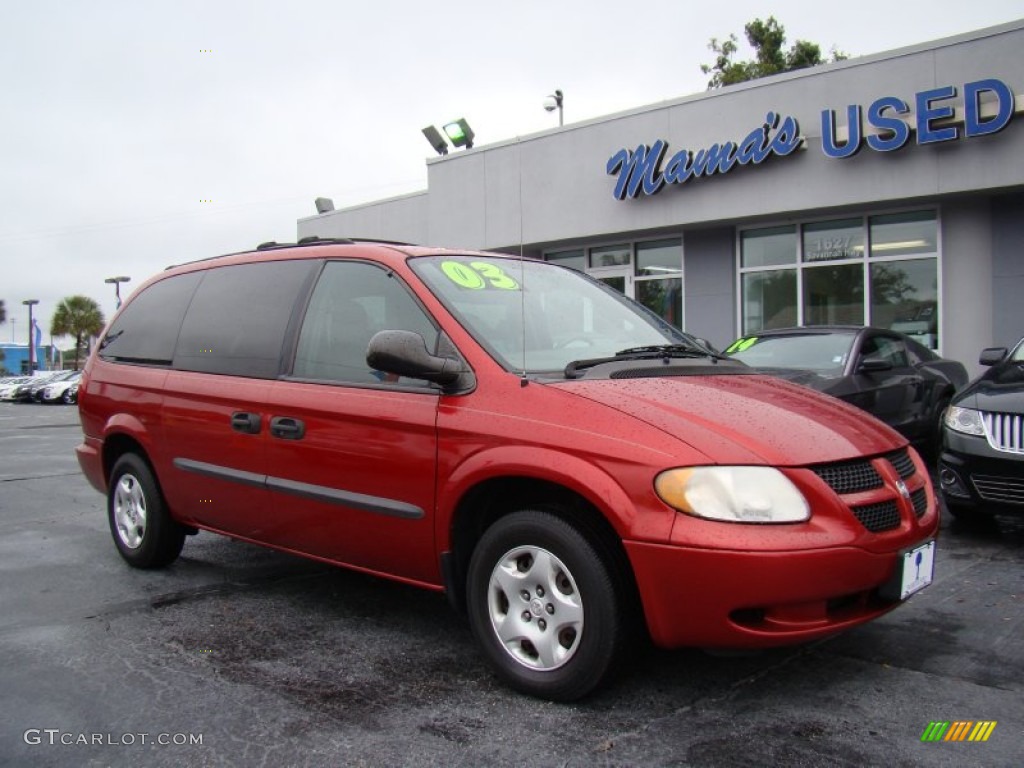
[812,460,883,495]
[885,448,915,479]
[910,487,928,517]
[851,500,901,532]
[983,411,1024,454]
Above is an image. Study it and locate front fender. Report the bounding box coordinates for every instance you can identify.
[435,445,674,550]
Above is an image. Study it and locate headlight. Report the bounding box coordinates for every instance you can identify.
[944,405,985,436]
[654,466,810,524]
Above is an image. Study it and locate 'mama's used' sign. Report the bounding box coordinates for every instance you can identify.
[607,78,1016,201]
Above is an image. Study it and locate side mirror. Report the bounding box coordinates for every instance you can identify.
[367,330,470,390]
[979,347,1008,366]
[858,356,893,373]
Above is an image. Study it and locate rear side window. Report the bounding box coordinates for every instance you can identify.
[99,272,202,365]
[174,260,316,378]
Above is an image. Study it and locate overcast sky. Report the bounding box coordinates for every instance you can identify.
[1,0,1021,345]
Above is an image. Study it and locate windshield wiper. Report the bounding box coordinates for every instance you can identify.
[98,330,124,350]
[615,343,727,360]
[564,343,727,378]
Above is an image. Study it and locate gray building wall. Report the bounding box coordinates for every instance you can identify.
[683,228,736,350]
[941,200,994,377]
[301,21,1024,250]
[992,192,1024,351]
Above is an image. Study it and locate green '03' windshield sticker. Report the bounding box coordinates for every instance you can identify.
[725,336,758,353]
[441,261,520,291]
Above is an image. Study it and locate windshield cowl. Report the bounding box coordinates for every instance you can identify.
[563,356,752,381]
[565,345,734,379]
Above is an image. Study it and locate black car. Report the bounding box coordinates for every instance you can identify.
[725,326,968,455]
[939,337,1024,520]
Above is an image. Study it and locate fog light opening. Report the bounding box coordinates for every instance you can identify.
[938,466,970,497]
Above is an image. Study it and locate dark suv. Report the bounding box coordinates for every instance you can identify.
[939,337,1024,519]
[76,239,938,700]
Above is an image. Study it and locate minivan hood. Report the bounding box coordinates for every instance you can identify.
[551,374,903,466]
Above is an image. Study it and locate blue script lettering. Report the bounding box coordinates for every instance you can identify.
[606,113,803,200]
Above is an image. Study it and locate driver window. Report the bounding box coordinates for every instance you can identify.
[862,335,909,367]
[293,262,438,384]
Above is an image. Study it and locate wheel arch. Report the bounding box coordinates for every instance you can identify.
[441,474,643,634]
[102,432,155,486]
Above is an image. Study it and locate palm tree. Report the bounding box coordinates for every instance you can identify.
[51,296,106,370]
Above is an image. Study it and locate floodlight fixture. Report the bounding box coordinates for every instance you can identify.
[314,197,335,214]
[422,125,449,155]
[442,118,475,149]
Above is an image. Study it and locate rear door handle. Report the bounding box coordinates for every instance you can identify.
[270,416,305,440]
[231,411,261,434]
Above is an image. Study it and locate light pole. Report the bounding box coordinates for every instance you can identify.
[543,89,564,127]
[22,299,39,374]
[105,276,131,309]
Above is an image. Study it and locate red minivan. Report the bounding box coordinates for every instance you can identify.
[76,239,938,700]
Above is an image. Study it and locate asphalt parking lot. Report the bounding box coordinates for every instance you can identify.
[0,402,1021,767]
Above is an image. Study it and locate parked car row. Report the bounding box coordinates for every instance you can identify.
[939,338,1024,521]
[723,327,1023,524]
[723,326,968,458]
[0,371,81,404]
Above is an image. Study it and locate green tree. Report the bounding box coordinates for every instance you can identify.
[701,17,847,89]
[51,296,106,370]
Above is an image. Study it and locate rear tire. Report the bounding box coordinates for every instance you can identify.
[466,509,626,701]
[108,454,185,568]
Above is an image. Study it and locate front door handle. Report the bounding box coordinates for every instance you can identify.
[270,416,305,440]
[231,411,261,434]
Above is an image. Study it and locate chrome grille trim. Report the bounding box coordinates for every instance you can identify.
[983,411,1024,454]
[971,473,1024,505]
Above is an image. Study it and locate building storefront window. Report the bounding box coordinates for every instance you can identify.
[739,210,940,349]
[545,248,585,272]
[546,238,684,330]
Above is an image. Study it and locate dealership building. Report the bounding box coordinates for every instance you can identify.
[300,20,1024,373]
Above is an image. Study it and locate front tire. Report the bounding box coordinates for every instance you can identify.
[108,454,185,568]
[466,510,626,701]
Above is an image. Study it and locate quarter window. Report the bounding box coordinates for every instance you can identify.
[99,272,202,365]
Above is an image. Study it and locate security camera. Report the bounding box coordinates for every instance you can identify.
[543,96,558,112]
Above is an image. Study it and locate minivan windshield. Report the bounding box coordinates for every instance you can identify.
[411,255,689,373]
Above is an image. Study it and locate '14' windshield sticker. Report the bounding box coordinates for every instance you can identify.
[725,337,758,354]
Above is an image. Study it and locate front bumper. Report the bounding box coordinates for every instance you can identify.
[940,431,1024,514]
[625,538,933,649]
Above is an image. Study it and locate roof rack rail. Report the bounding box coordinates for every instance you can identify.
[297,235,415,246]
[165,236,417,270]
